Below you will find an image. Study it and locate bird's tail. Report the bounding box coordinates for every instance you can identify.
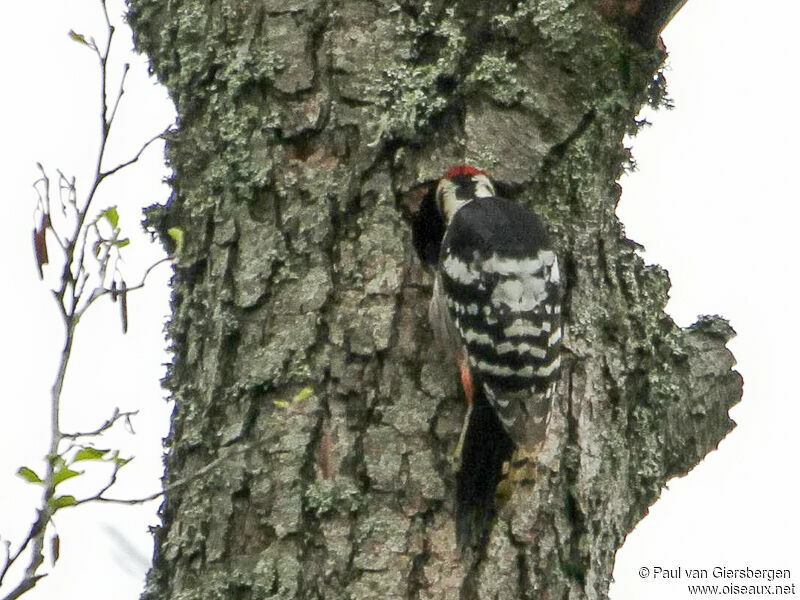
[455,385,514,550]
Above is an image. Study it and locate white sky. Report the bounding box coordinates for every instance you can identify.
[1,1,798,599]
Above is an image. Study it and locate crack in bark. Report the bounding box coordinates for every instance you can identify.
[539,109,598,182]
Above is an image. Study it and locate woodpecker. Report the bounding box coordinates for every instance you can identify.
[428,165,563,548]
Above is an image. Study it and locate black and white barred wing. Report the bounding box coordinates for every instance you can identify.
[440,245,562,446]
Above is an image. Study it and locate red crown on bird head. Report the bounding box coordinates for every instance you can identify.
[442,165,485,179]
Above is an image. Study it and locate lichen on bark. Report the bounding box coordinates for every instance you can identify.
[128,0,741,598]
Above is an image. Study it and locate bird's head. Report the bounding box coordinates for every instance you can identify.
[436,165,495,223]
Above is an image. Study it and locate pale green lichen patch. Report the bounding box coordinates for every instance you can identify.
[369,7,465,139]
[251,543,302,598]
[464,53,525,106]
[304,478,362,516]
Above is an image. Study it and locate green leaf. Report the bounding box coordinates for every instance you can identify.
[73,448,110,462]
[293,387,313,403]
[68,30,88,46]
[17,466,43,484]
[167,227,184,256]
[114,455,133,468]
[101,207,119,229]
[115,238,130,248]
[48,495,77,510]
[110,450,133,468]
[53,467,81,487]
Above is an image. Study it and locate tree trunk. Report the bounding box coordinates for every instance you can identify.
[128,0,740,598]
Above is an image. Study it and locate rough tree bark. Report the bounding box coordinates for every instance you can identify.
[128,0,740,598]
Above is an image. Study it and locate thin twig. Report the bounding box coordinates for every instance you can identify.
[100,126,173,181]
[0,510,47,592]
[79,438,277,507]
[105,63,129,135]
[0,540,9,577]
[81,256,172,316]
[85,460,125,505]
[1,574,46,600]
[61,409,139,440]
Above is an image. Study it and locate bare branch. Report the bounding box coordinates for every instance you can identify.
[73,268,91,308]
[98,4,113,135]
[1,540,9,576]
[0,506,49,596]
[100,125,173,181]
[105,63,130,136]
[89,35,102,61]
[80,256,172,316]
[80,438,276,506]
[61,408,139,440]
[87,458,126,504]
[0,573,47,600]
[32,165,68,252]
[33,163,50,215]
